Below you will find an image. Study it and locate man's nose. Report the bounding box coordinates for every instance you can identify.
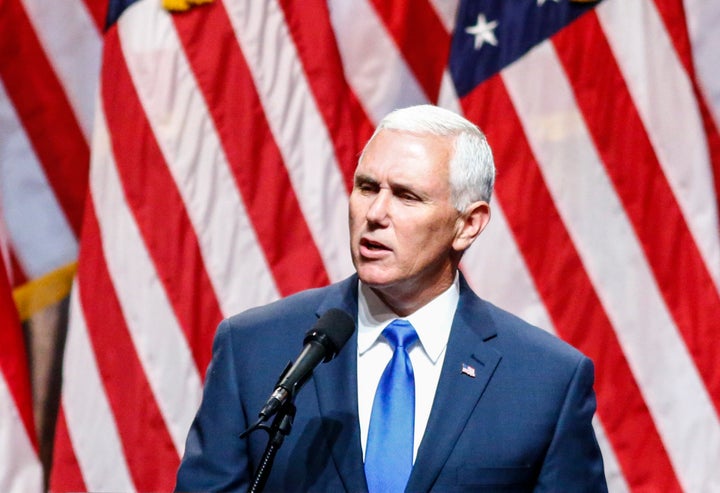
[366,190,391,224]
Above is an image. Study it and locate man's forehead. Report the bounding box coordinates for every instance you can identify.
[358,131,452,172]
[353,159,440,184]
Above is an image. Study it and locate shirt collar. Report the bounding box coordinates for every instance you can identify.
[357,275,459,363]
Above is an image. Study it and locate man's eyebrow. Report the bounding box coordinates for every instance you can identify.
[354,173,377,185]
[391,182,429,200]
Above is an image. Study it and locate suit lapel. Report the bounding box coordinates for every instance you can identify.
[407,276,502,492]
[311,276,369,492]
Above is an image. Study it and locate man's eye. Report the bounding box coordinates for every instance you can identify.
[398,192,420,201]
[356,183,376,193]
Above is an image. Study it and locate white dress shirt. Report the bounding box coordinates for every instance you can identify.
[357,275,459,462]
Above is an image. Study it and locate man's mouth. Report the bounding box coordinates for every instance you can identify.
[360,238,390,253]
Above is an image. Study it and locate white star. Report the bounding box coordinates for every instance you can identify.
[537,0,561,6]
[465,13,499,51]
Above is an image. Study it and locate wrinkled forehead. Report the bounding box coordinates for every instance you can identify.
[356,129,454,174]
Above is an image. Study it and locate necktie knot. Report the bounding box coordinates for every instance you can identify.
[383,319,418,350]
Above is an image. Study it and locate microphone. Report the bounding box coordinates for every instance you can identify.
[258,309,355,420]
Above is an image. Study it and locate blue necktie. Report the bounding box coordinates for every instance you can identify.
[365,319,418,493]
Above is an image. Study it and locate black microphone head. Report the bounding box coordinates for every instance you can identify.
[304,309,355,362]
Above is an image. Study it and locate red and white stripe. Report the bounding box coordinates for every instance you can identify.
[1,0,717,491]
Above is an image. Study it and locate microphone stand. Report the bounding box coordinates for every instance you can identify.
[241,362,298,493]
[243,402,296,493]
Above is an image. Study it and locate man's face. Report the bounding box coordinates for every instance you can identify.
[349,129,467,312]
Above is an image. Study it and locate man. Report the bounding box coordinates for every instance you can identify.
[176,105,607,492]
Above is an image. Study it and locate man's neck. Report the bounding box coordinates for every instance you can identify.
[364,272,459,317]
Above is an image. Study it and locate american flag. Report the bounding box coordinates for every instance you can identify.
[461,363,476,378]
[1,0,719,491]
[1,0,103,490]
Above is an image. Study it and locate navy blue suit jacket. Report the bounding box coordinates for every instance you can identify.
[176,274,607,492]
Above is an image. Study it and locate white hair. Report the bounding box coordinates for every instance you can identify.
[361,104,495,210]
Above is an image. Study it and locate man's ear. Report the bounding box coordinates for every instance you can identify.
[453,200,491,252]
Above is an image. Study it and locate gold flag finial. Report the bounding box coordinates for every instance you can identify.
[162,0,213,13]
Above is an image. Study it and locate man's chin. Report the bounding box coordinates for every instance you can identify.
[357,277,387,289]
[356,270,396,290]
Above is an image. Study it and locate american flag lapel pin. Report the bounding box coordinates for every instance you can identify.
[461,363,476,378]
